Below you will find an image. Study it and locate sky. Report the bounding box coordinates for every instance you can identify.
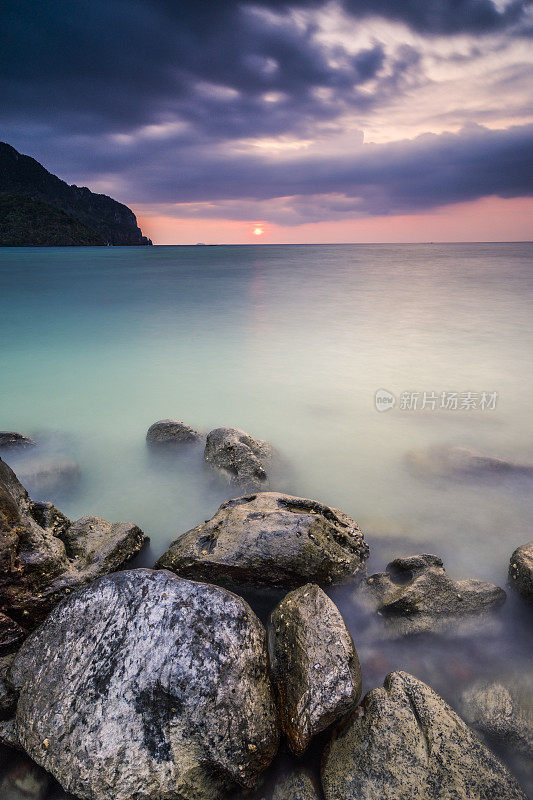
[2,0,533,243]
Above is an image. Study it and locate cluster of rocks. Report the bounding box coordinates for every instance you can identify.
[0,427,531,800]
[2,565,528,800]
[0,456,148,654]
[146,419,273,490]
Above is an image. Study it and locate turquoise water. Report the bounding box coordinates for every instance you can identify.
[1,243,531,574]
[1,243,532,795]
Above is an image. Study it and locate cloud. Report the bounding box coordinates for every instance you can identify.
[1,0,529,140]
[1,0,532,229]
[131,124,533,222]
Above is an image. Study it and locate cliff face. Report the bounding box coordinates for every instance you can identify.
[0,142,152,246]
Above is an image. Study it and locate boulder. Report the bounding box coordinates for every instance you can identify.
[8,569,279,800]
[360,554,506,636]
[509,541,533,601]
[459,674,533,758]
[0,457,147,652]
[156,492,368,590]
[204,427,272,489]
[146,418,202,445]
[321,671,527,800]
[406,444,533,481]
[271,767,321,800]
[268,583,361,754]
[0,433,35,452]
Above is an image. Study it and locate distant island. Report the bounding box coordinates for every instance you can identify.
[0,142,152,246]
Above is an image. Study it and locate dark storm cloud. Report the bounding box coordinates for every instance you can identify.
[0,0,387,135]
[125,123,533,221]
[1,0,530,137]
[1,0,532,224]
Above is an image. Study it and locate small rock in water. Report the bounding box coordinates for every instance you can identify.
[358,553,506,636]
[405,444,533,482]
[8,569,279,800]
[0,433,36,452]
[508,541,533,602]
[204,427,273,489]
[459,674,533,758]
[268,583,361,754]
[156,491,368,590]
[146,418,202,445]
[321,670,528,800]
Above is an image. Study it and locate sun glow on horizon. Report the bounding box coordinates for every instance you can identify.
[253,226,264,236]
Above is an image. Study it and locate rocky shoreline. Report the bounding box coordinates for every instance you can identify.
[0,424,532,799]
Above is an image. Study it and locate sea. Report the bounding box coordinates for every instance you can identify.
[0,242,532,796]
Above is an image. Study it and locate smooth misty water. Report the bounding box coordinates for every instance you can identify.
[1,243,532,797]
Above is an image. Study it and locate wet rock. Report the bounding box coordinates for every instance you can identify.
[204,427,272,489]
[406,444,533,481]
[0,434,36,452]
[509,541,533,602]
[459,674,533,758]
[360,554,506,636]
[15,459,81,498]
[0,456,148,652]
[271,767,321,800]
[146,418,202,445]
[0,756,49,800]
[321,670,527,800]
[8,569,279,800]
[156,492,368,590]
[268,583,361,754]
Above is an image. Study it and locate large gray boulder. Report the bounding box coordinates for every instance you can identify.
[146,418,202,445]
[406,444,533,481]
[268,583,361,754]
[509,541,533,601]
[156,492,368,590]
[0,456,148,653]
[7,569,279,800]
[321,671,527,800]
[359,554,506,636]
[204,427,272,489]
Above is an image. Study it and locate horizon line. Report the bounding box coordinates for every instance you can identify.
[151,240,533,246]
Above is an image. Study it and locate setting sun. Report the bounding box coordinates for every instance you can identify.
[253,226,264,236]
